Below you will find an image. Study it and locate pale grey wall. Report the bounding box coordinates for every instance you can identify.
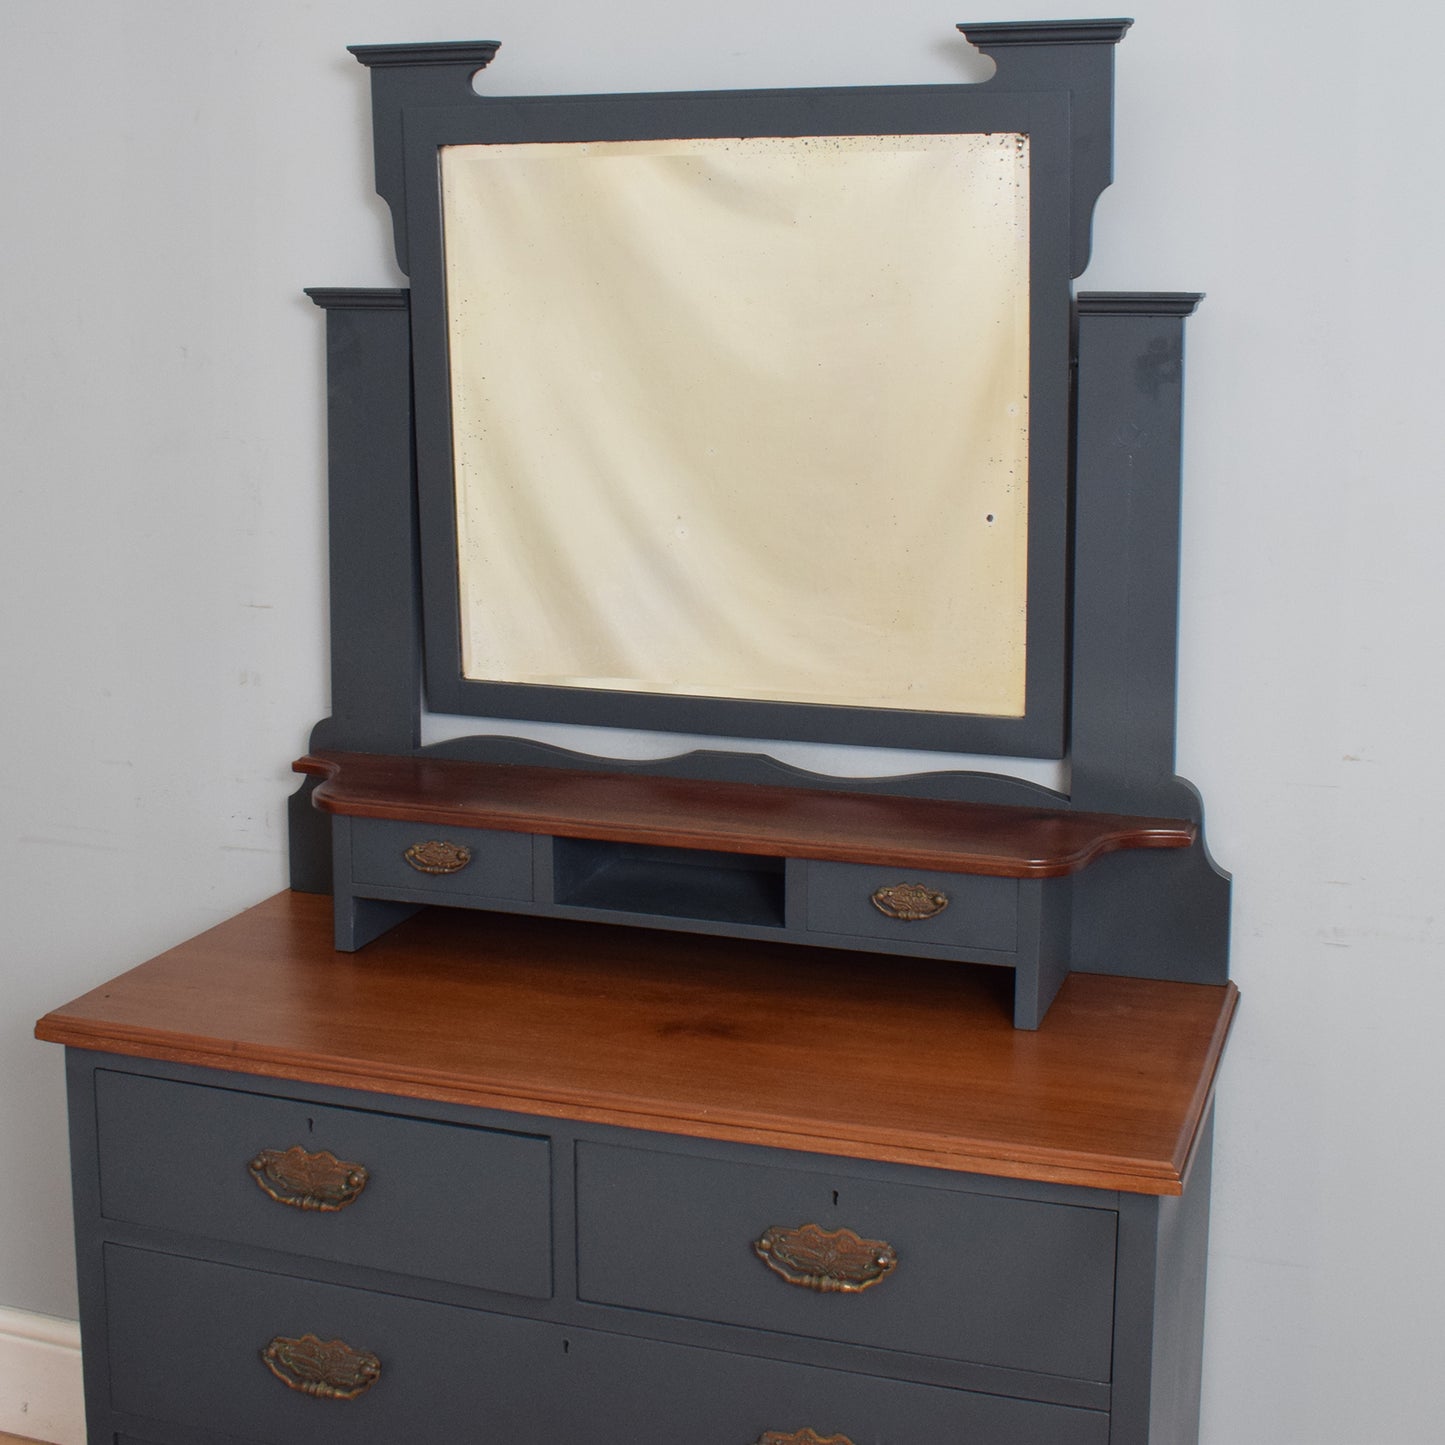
[3,4,1442,1442]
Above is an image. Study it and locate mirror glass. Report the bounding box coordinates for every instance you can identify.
[441,131,1030,717]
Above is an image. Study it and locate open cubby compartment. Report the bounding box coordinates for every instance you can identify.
[550,839,786,928]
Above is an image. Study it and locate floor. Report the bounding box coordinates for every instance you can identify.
[0,1433,46,1445]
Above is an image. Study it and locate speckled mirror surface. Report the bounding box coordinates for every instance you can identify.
[441,133,1030,717]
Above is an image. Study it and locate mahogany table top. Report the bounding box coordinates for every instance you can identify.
[36,891,1235,1196]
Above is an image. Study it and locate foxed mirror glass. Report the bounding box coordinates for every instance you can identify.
[441,133,1031,719]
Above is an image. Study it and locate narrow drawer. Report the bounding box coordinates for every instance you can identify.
[95,1071,551,1298]
[577,1142,1116,1382]
[106,1246,1108,1445]
[804,861,1018,952]
[348,816,534,899]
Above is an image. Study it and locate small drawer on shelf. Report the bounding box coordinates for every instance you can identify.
[347,817,534,899]
[576,1142,1116,1382]
[804,861,1019,953]
[95,1070,551,1298]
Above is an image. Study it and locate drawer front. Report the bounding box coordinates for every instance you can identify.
[577,1142,1116,1382]
[106,1246,1108,1445]
[804,862,1018,952]
[105,1246,565,1445]
[348,816,534,898]
[566,1326,1110,1445]
[95,1070,551,1298]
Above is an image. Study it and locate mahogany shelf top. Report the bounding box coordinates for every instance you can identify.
[37,892,1235,1195]
[294,750,1196,879]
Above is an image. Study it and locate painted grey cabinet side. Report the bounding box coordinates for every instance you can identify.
[1069,294,1230,983]
[288,290,420,893]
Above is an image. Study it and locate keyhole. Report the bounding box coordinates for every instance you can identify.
[832,1190,839,1208]
[562,1339,570,1355]
[306,1118,314,1134]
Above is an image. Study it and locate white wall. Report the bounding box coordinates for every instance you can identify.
[2,3,1441,1442]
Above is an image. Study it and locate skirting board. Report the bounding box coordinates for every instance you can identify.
[0,1308,83,1445]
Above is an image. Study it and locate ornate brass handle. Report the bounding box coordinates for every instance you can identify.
[261,1334,381,1400]
[403,840,472,874]
[754,1223,897,1293]
[248,1146,369,1212]
[870,882,949,921]
[756,1433,856,1445]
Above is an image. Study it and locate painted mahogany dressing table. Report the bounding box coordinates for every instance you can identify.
[38,19,1235,1444]
[38,892,1234,1444]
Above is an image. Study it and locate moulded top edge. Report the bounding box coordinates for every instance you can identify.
[348,40,501,69]
[957,19,1134,46]
[304,288,410,311]
[1077,292,1204,316]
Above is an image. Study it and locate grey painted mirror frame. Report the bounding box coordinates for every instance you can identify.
[348,21,1138,758]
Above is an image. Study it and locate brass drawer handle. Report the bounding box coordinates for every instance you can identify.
[404,840,472,874]
[261,1333,381,1400]
[757,1433,856,1445]
[248,1146,369,1211]
[754,1223,897,1293]
[870,882,949,920]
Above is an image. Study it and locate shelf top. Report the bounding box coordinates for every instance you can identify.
[37,892,1235,1195]
[294,750,1196,879]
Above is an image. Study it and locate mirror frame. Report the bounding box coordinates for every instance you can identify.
[352,24,1134,758]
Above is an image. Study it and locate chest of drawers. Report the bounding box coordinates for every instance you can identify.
[38,892,1234,1445]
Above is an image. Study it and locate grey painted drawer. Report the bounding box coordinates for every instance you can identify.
[348,816,534,899]
[94,1070,551,1298]
[105,1245,1108,1445]
[105,1245,564,1445]
[804,861,1019,953]
[577,1141,1117,1382]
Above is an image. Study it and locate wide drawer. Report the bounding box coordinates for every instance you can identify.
[347,816,534,899]
[95,1070,551,1298]
[577,1142,1116,1381]
[105,1246,1108,1445]
[804,861,1019,953]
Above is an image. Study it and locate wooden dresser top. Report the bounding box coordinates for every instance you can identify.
[36,891,1235,1195]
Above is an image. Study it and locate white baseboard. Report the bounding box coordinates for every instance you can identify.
[0,1307,84,1445]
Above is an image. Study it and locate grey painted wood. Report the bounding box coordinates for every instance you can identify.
[804,862,1019,953]
[1071,294,1201,816]
[349,818,534,900]
[287,290,420,894]
[334,819,1061,1022]
[575,1138,1118,1381]
[1110,1109,1215,1445]
[424,734,1068,809]
[93,1069,553,1299]
[330,816,419,951]
[958,20,1132,276]
[1071,842,1232,985]
[553,839,787,928]
[1067,295,1231,984]
[291,41,1234,1025]
[105,1243,1109,1445]
[1011,877,1072,1031]
[105,1245,571,1445]
[65,1048,1218,1441]
[362,36,1102,755]
[555,1325,1111,1444]
[63,1051,115,1445]
[348,42,501,275]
